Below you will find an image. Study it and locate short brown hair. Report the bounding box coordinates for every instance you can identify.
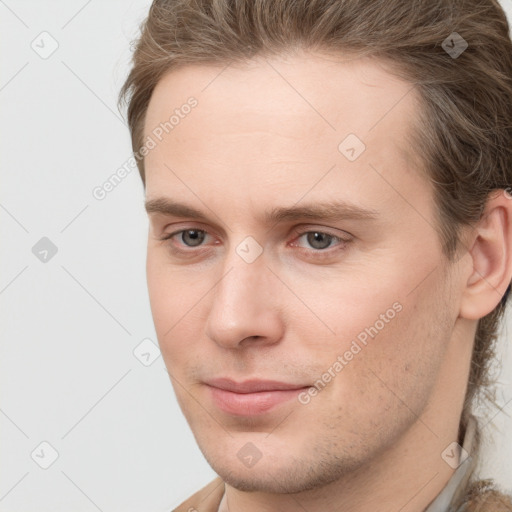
[119,0,512,505]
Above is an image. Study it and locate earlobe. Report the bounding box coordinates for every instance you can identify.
[459,191,512,320]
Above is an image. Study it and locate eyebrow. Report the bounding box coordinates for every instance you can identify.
[144,197,379,225]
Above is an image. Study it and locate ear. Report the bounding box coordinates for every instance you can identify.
[459,190,512,320]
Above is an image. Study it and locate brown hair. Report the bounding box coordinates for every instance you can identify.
[119,0,512,506]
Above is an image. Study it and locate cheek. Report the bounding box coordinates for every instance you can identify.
[146,250,214,372]
[146,252,172,333]
[302,269,452,423]
[344,283,449,424]
[147,246,195,324]
[146,251,187,355]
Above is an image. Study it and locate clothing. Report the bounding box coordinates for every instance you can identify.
[173,416,477,512]
[424,415,476,512]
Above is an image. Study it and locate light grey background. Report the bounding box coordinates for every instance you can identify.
[1,1,511,510]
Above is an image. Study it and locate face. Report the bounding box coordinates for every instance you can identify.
[143,51,461,493]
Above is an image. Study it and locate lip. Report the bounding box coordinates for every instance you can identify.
[206,378,309,393]
[205,378,311,416]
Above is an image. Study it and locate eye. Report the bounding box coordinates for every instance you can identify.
[179,229,206,247]
[298,231,336,250]
[160,229,209,248]
[292,230,348,251]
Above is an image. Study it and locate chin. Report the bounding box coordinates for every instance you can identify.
[201,446,364,494]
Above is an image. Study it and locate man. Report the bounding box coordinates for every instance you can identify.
[119,0,512,510]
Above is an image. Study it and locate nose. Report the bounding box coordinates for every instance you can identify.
[204,248,284,350]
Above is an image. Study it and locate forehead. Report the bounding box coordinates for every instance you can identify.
[143,51,428,223]
[145,52,415,142]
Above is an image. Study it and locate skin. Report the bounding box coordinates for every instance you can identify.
[142,51,512,512]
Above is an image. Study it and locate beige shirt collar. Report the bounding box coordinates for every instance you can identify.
[424,415,477,512]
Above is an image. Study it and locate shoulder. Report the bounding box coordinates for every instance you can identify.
[172,476,225,512]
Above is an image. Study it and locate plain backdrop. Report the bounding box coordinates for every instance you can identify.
[1,1,511,510]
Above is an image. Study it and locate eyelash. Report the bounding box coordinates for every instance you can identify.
[158,227,351,259]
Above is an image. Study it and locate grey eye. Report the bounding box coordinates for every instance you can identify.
[305,232,334,250]
[181,229,206,247]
